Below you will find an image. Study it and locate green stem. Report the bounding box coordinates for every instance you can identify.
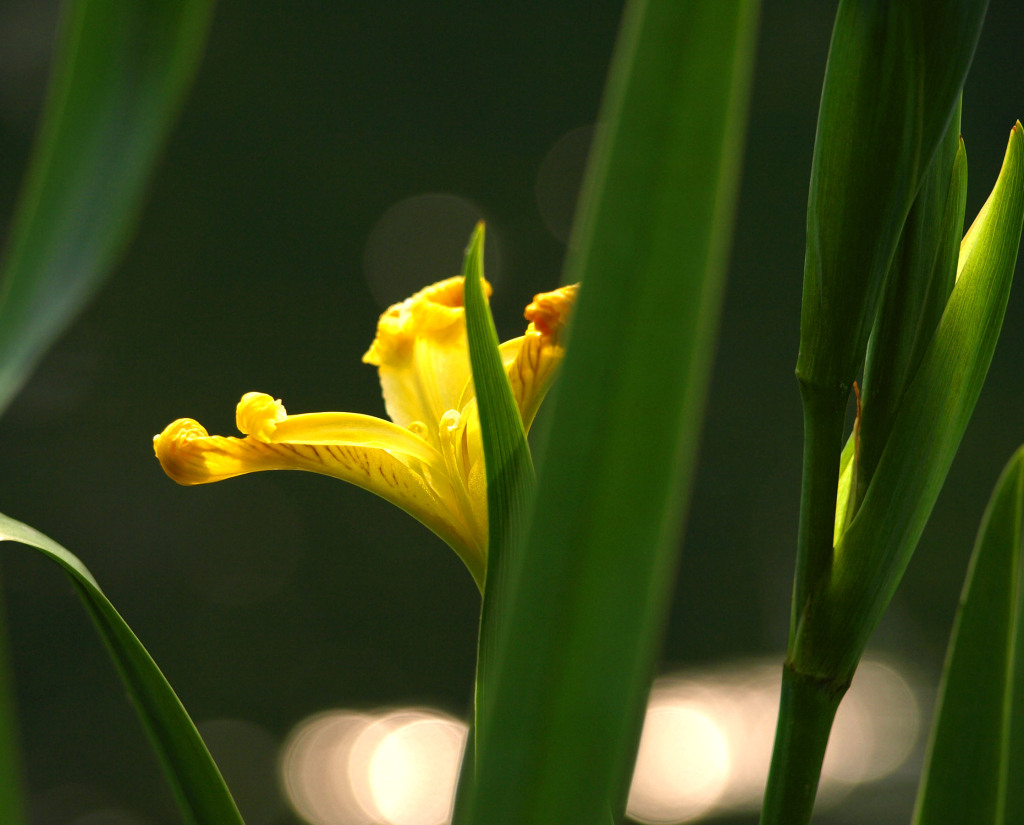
[759,663,848,825]
[766,378,847,825]
[790,379,848,647]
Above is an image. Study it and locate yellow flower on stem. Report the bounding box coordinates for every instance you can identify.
[154,276,576,589]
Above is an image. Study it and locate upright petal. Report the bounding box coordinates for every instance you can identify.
[500,284,578,432]
[363,277,491,441]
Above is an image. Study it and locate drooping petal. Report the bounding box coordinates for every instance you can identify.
[363,277,491,441]
[154,398,485,585]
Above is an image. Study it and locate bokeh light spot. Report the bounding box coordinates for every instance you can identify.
[280,658,917,825]
[280,711,375,825]
[823,660,920,786]
[534,124,595,244]
[363,194,500,309]
[368,714,468,825]
[627,702,730,823]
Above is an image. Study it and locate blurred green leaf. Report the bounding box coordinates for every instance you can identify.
[795,122,1024,682]
[0,513,244,825]
[459,1,759,823]
[0,0,216,417]
[912,446,1024,825]
[0,3,214,821]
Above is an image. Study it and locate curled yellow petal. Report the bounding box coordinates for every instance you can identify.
[503,283,578,431]
[525,284,576,340]
[157,390,488,581]
[237,393,444,467]
[363,276,488,365]
[236,391,287,441]
[154,418,276,485]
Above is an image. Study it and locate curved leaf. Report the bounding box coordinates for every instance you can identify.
[0,513,244,825]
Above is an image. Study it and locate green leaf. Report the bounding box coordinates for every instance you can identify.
[764,121,1021,825]
[0,5,214,821]
[795,122,1024,683]
[789,0,987,664]
[859,104,968,500]
[796,0,987,395]
[459,1,759,823]
[912,446,1024,825]
[0,513,244,825]
[0,0,216,417]
[461,222,536,582]
[459,222,536,752]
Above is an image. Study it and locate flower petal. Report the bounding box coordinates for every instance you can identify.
[236,392,442,465]
[154,405,485,585]
[501,284,578,432]
[362,276,491,440]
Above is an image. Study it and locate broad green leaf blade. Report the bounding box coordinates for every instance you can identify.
[0,0,216,417]
[912,446,1024,825]
[0,513,245,825]
[796,122,1024,682]
[461,2,759,823]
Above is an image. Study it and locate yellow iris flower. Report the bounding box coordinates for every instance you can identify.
[154,276,576,588]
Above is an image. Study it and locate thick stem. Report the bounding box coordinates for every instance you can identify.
[764,377,848,825]
[759,663,848,825]
[790,379,848,646]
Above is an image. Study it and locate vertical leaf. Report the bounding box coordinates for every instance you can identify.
[460,223,535,756]
[796,0,987,396]
[790,0,987,669]
[461,223,536,576]
[460,1,759,823]
[912,446,1024,825]
[803,122,1024,681]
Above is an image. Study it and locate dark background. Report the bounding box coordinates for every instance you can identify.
[1,2,1022,824]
